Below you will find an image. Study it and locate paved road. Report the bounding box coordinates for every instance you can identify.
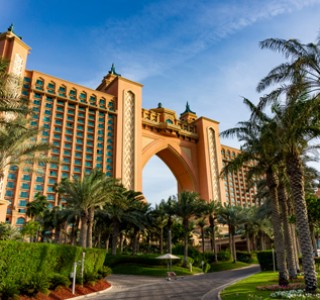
[85,265,260,300]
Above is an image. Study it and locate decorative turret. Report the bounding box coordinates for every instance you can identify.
[180,102,197,123]
[108,63,121,76]
[96,63,121,92]
[0,24,30,76]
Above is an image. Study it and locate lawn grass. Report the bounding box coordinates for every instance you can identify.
[111,263,203,276]
[220,271,320,300]
[220,271,278,300]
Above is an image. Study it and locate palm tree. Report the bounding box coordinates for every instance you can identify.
[221,98,290,284]
[150,202,167,254]
[103,185,145,255]
[272,97,319,290]
[163,197,176,254]
[26,193,49,242]
[197,218,207,256]
[257,38,320,109]
[58,169,115,248]
[0,117,51,179]
[173,191,205,267]
[217,204,246,263]
[0,58,29,116]
[204,200,221,261]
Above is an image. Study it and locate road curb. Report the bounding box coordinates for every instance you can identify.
[65,285,113,300]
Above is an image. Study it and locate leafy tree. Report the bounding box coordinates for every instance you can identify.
[58,170,116,248]
[173,191,206,267]
[217,204,246,263]
[0,222,21,240]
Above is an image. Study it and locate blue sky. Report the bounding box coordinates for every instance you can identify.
[2,0,320,205]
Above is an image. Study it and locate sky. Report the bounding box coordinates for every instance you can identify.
[2,0,320,206]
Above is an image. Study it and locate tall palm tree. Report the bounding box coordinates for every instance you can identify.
[257,38,320,109]
[103,185,145,255]
[151,202,167,254]
[173,191,205,267]
[221,98,290,284]
[163,197,176,254]
[217,204,246,263]
[59,169,115,248]
[0,117,51,179]
[205,200,221,261]
[272,97,319,290]
[0,58,29,116]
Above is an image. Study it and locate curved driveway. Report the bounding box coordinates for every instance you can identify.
[86,265,260,300]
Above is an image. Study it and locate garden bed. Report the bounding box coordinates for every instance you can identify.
[19,279,111,300]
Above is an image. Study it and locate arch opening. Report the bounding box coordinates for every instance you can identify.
[143,156,177,207]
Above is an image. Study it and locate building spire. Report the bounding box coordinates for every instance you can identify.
[108,63,121,76]
[8,24,14,32]
[181,101,196,115]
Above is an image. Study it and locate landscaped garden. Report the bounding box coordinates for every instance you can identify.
[221,271,320,300]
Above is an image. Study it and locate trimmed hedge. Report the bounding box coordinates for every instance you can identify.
[256,250,276,271]
[236,251,254,263]
[0,241,106,299]
[105,254,183,267]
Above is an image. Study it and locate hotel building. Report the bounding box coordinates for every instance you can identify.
[0,25,256,226]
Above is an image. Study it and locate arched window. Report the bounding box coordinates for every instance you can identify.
[80,91,87,103]
[58,85,66,97]
[47,81,55,94]
[35,78,44,90]
[90,95,97,106]
[99,98,106,108]
[16,217,25,225]
[69,88,77,100]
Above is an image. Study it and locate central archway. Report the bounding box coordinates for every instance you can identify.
[142,156,177,205]
[142,140,198,197]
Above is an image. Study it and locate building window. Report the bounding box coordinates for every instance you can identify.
[16,217,25,225]
[6,182,15,188]
[5,190,13,197]
[20,191,29,198]
[21,183,29,189]
[35,185,43,191]
[19,200,27,207]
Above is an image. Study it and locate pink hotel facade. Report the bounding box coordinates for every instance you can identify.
[0,26,257,225]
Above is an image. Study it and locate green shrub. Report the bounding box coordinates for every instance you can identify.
[236,251,254,263]
[19,273,50,296]
[83,271,98,284]
[48,273,71,290]
[256,250,276,271]
[0,278,19,300]
[0,241,106,296]
[217,249,231,261]
[105,254,169,267]
[98,266,112,278]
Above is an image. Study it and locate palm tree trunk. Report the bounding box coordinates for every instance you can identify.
[87,207,95,248]
[201,226,205,255]
[167,217,173,254]
[286,155,317,292]
[80,210,89,248]
[228,226,233,261]
[112,219,120,255]
[183,220,189,268]
[278,181,297,279]
[231,226,237,263]
[132,228,139,255]
[160,227,163,254]
[105,232,110,252]
[209,216,217,262]
[266,170,289,286]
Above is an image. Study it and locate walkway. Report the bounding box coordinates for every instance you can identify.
[84,265,260,300]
